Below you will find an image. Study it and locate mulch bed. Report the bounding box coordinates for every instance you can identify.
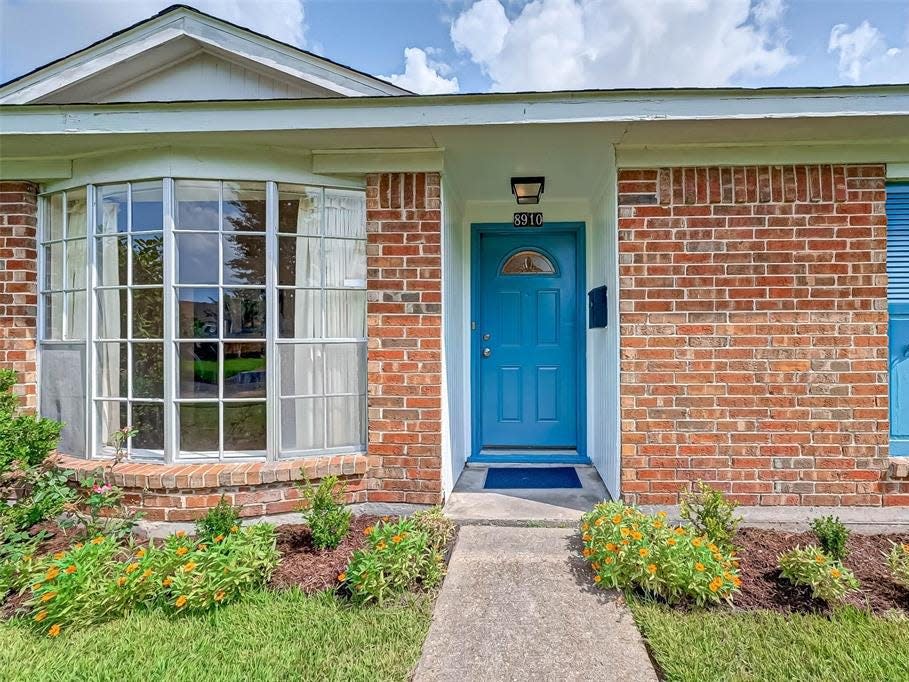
[728,528,909,615]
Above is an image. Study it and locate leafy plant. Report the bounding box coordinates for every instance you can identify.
[0,371,63,476]
[344,518,444,606]
[108,425,139,464]
[0,463,74,533]
[680,481,741,554]
[888,542,909,588]
[0,528,47,596]
[411,506,455,554]
[195,494,242,543]
[59,470,141,540]
[810,515,849,562]
[581,500,741,606]
[779,545,859,603]
[297,475,351,550]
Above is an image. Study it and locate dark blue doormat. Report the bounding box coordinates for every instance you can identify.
[484,467,582,489]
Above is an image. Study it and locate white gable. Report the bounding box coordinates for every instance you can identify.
[0,5,408,105]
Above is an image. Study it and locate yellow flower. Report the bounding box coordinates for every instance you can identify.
[22,555,32,562]
[125,563,139,574]
[175,595,188,608]
[631,531,643,541]
[175,546,189,557]
[162,577,173,587]
[116,576,127,587]
[34,610,48,623]
[830,568,842,579]
[392,534,403,544]
[175,530,186,538]
[230,525,239,533]
[691,538,703,548]
[376,541,387,551]
[142,569,153,579]
[639,548,650,558]
[652,520,663,529]
[74,543,84,550]
[32,582,42,591]
[647,563,657,575]
[91,536,104,545]
[136,548,146,558]
[674,527,685,536]
[594,518,603,527]
[41,592,56,603]
[581,522,589,532]
[594,575,602,583]
[611,514,622,525]
[709,543,719,553]
[65,565,76,575]
[48,623,61,638]
[214,591,226,602]
[694,562,705,572]
[183,561,197,573]
[658,511,667,519]
[45,567,59,581]
[667,538,677,547]
[814,555,825,564]
[53,551,66,560]
[620,527,630,538]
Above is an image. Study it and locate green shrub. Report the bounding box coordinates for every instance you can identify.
[0,465,74,532]
[0,370,63,475]
[411,506,455,554]
[888,542,909,588]
[344,518,444,605]
[581,500,741,606]
[810,515,849,562]
[195,494,241,543]
[22,524,279,636]
[0,528,47,597]
[679,481,741,554]
[298,475,351,550]
[779,546,859,603]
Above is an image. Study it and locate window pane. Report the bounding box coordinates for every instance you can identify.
[175,180,219,230]
[324,238,366,289]
[132,403,165,452]
[47,193,64,241]
[178,403,219,453]
[97,401,129,449]
[133,342,164,399]
[223,288,266,338]
[96,184,128,234]
[96,289,127,339]
[325,290,366,338]
[278,289,320,339]
[278,236,320,287]
[324,189,366,238]
[279,343,323,397]
[96,235,128,287]
[64,291,86,340]
[324,343,366,395]
[44,242,63,290]
[65,239,86,290]
[65,187,87,238]
[327,395,365,449]
[176,233,219,284]
[132,288,163,339]
[178,342,218,398]
[43,293,62,339]
[223,181,266,232]
[177,287,219,338]
[223,402,266,451]
[280,397,323,451]
[223,342,265,398]
[278,185,321,235]
[223,234,266,285]
[132,234,163,285]
[96,342,128,398]
[132,181,163,232]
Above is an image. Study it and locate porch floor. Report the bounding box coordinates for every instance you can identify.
[444,464,608,525]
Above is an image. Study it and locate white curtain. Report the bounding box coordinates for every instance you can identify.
[97,201,123,446]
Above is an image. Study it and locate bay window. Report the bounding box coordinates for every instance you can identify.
[39,178,367,463]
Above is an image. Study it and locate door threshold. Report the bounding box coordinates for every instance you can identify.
[469,453,591,465]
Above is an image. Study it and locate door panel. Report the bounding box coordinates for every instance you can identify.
[477,231,578,449]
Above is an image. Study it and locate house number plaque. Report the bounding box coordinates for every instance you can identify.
[513,212,544,227]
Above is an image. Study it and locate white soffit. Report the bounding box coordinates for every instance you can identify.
[0,5,408,105]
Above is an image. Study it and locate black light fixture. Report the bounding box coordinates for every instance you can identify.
[510,176,545,205]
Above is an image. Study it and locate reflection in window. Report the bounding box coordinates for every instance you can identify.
[501,250,556,275]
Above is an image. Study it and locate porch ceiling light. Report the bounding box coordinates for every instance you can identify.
[510,176,545,205]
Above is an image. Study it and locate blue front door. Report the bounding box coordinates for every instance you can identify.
[475,228,580,451]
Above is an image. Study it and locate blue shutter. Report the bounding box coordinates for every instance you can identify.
[888,182,909,455]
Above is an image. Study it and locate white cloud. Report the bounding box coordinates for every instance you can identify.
[380,47,460,94]
[449,0,796,91]
[0,0,307,82]
[828,19,909,83]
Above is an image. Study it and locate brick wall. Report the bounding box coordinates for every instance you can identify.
[0,181,39,412]
[365,172,443,505]
[617,165,902,506]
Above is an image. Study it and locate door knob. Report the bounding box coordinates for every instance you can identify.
[482,348,491,358]
[482,333,491,341]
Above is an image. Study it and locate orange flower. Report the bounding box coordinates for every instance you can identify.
[639,548,650,558]
[65,565,77,575]
[197,544,207,551]
[136,547,146,558]
[175,595,187,608]
[732,576,742,587]
[594,518,603,527]
[620,527,630,538]
[175,546,189,557]
[674,527,685,536]
[709,578,723,593]
[830,568,842,579]
[647,563,657,575]
[652,520,663,530]
[45,567,59,581]
[125,563,139,574]
[183,561,197,573]
[230,525,239,533]
[31,582,42,591]
[667,538,677,547]
[582,533,591,542]
[814,555,825,564]
[606,543,618,552]
[162,577,173,587]
[363,526,374,536]
[175,530,186,538]
[91,536,104,545]
[142,569,153,579]
[48,624,61,638]
[214,591,226,602]
[116,576,127,587]
[605,556,615,565]
[582,548,592,558]
[691,538,703,548]
[594,575,602,583]
[214,534,224,543]
[74,543,84,550]
[392,534,403,544]
[53,551,66,560]
[376,541,387,551]
[631,531,643,541]
[611,514,622,525]
[694,562,705,572]
[581,522,589,532]
[338,572,347,582]
[41,592,56,603]
[591,562,600,571]
[33,610,47,622]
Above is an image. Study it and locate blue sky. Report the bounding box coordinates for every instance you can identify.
[2,0,908,92]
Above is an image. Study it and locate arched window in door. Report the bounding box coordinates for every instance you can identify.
[501,249,556,275]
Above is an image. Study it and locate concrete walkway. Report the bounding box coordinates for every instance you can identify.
[413,526,658,682]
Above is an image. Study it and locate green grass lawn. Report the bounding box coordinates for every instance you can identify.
[630,599,909,682]
[0,589,432,682]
